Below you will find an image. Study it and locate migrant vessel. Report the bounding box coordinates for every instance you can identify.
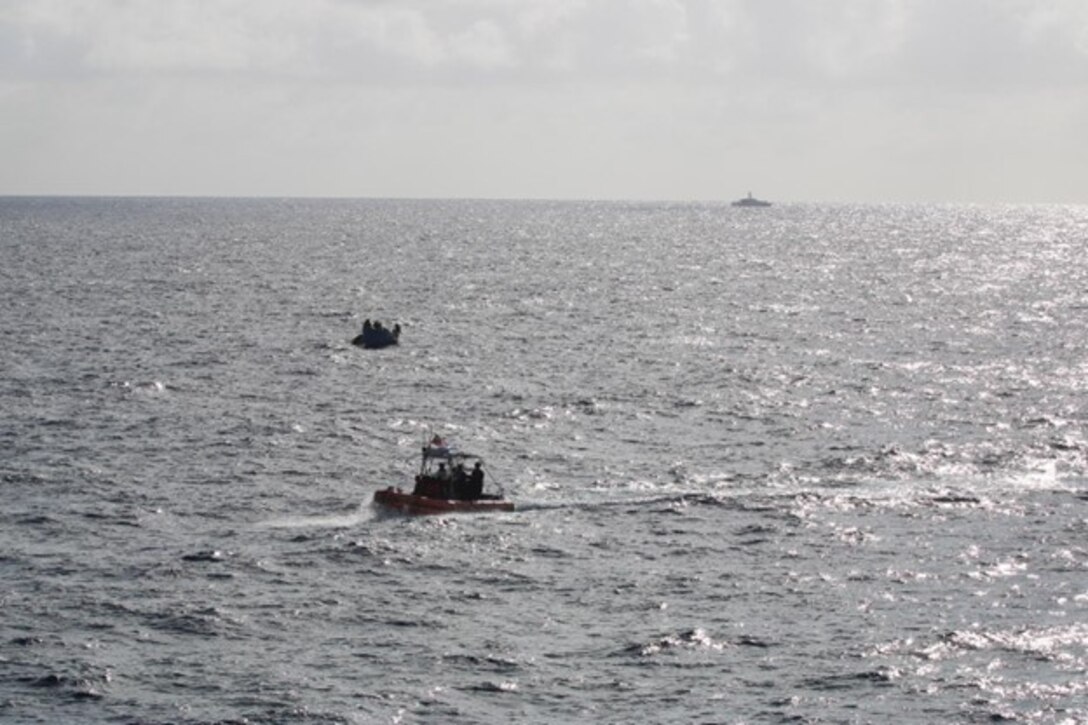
[372,437,514,515]
[352,319,401,349]
[732,192,772,207]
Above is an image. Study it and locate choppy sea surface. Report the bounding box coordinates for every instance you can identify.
[2,197,1087,724]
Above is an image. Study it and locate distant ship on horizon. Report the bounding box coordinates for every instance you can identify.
[732,191,772,207]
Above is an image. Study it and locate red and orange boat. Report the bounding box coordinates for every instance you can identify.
[373,437,514,515]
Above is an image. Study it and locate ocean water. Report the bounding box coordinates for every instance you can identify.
[1,196,1087,724]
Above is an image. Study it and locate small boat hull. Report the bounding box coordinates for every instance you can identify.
[732,192,772,207]
[351,332,398,349]
[373,487,514,515]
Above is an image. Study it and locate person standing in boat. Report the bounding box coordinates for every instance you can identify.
[452,463,468,499]
[435,462,452,498]
[467,461,484,500]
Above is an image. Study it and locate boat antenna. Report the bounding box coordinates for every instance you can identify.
[487,465,506,497]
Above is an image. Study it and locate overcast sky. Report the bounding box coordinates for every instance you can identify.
[2,0,1087,202]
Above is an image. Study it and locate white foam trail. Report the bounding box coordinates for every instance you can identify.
[256,506,377,529]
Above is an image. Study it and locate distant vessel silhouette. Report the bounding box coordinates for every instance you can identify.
[732,191,771,207]
[351,319,401,349]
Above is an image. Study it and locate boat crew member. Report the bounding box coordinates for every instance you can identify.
[435,462,452,498]
[452,463,467,499]
[468,462,484,500]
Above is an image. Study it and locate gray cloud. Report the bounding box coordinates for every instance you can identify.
[6,0,1085,85]
[2,0,1087,200]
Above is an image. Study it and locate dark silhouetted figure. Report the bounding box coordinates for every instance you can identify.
[467,462,484,500]
[452,464,468,499]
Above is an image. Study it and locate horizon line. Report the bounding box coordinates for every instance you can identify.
[1,193,1085,206]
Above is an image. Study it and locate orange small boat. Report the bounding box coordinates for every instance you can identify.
[372,436,513,515]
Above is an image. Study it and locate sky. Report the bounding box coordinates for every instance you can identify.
[2,0,1087,203]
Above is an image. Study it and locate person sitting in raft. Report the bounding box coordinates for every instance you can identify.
[362,319,372,333]
[467,461,484,500]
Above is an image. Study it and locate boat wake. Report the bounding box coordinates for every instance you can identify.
[512,493,694,512]
[255,507,378,530]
